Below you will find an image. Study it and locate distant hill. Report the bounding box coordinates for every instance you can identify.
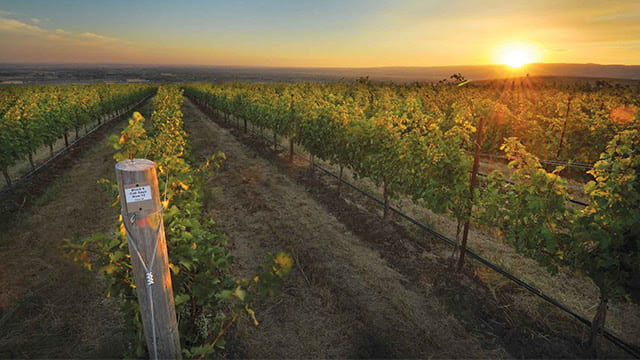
[1,62,639,84]
[292,63,640,82]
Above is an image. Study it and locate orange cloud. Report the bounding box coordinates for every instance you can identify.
[0,18,46,35]
[0,16,144,63]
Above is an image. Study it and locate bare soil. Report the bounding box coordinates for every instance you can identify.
[0,100,153,358]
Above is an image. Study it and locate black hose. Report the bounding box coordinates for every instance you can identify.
[311,158,638,358]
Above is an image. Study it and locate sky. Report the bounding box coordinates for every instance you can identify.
[0,0,638,67]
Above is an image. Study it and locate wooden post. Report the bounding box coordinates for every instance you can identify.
[116,159,181,360]
[337,166,343,195]
[457,116,484,272]
[28,153,35,169]
[382,180,390,221]
[273,132,277,151]
[310,154,315,174]
[2,167,11,186]
[288,138,294,163]
[556,95,572,159]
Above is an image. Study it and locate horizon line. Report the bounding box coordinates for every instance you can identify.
[1,61,639,69]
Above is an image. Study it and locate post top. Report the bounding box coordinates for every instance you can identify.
[115,158,156,171]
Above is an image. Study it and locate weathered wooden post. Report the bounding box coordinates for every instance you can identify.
[115,159,181,359]
[456,115,484,272]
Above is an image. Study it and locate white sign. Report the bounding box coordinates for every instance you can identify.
[125,185,152,203]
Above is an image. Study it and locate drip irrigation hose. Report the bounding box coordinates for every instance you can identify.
[308,149,639,358]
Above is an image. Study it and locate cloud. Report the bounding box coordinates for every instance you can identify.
[0,18,47,35]
[79,32,121,43]
[30,17,42,24]
[592,12,640,22]
[0,17,127,45]
[0,16,143,64]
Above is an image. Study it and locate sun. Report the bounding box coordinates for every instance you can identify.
[503,49,531,68]
[496,42,542,69]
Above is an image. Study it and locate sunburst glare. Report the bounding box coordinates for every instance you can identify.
[496,42,543,69]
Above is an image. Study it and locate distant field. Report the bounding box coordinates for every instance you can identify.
[1,63,640,85]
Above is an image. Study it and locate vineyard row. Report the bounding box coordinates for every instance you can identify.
[183,83,639,351]
[0,93,153,193]
[66,86,290,357]
[214,109,638,358]
[0,84,156,185]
